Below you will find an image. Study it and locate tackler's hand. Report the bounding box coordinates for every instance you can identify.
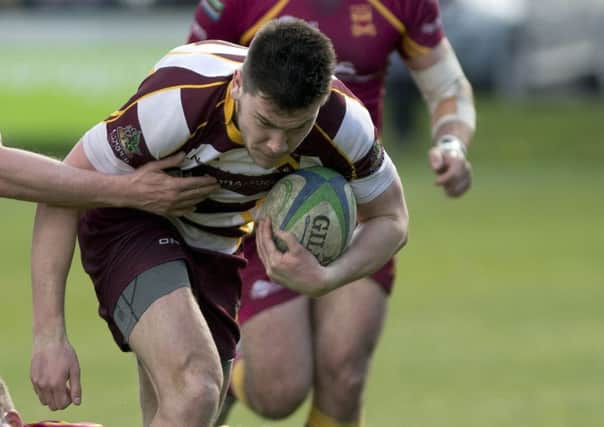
[127,152,220,216]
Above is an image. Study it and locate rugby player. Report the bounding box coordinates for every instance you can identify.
[188,1,476,425]
[29,19,408,427]
[0,377,102,427]
[0,132,215,216]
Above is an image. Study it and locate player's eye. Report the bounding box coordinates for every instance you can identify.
[257,117,273,128]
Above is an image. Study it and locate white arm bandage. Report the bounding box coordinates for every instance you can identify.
[409,48,476,138]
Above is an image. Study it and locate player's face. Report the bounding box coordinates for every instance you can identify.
[231,71,326,169]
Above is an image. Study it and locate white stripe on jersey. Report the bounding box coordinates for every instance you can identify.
[182,208,259,228]
[183,144,222,165]
[138,89,190,159]
[205,147,277,175]
[171,42,248,57]
[350,153,397,204]
[82,123,133,175]
[155,44,243,77]
[333,95,376,164]
[208,188,268,204]
[167,218,242,254]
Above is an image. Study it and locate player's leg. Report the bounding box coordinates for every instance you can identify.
[128,281,223,427]
[212,359,233,426]
[78,213,239,426]
[137,359,157,427]
[116,261,218,427]
[309,261,392,426]
[143,360,237,426]
[222,237,314,420]
[236,296,313,419]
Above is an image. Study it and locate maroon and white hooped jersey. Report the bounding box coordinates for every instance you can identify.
[82,41,397,254]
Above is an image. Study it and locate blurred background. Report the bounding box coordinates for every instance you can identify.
[1,1,603,426]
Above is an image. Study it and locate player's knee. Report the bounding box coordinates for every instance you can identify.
[250,375,310,419]
[319,350,368,405]
[165,377,222,422]
[160,355,223,420]
[332,366,366,407]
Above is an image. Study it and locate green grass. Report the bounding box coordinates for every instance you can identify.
[0,43,171,154]
[1,41,604,426]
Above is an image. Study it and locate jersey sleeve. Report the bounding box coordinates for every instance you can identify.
[188,0,246,43]
[397,0,445,59]
[314,81,398,204]
[82,73,192,174]
[338,97,397,204]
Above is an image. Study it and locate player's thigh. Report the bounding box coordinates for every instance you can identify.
[313,277,388,370]
[241,296,313,388]
[126,266,222,395]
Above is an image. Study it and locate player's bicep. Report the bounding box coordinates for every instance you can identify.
[356,175,406,224]
[80,122,135,175]
[83,88,190,174]
[350,149,398,207]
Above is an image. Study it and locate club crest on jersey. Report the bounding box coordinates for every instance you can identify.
[350,4,376,37]
[201,0,224,21]
[111,125,142,160]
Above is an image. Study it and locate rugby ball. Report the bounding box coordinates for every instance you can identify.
[259,166,357,266]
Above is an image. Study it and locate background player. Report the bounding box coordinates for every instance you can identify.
[188,1,476,426]
[29,19,407,427]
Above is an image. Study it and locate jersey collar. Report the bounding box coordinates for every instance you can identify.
[223,80,244,145]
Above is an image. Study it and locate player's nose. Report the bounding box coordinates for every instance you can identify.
[267,131,289,156]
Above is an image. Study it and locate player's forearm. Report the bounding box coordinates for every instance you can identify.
[325,214,407,291]
[323,180,408,292]
[430,78,475,147]
[0,146,122,207]
[407,39,476,149]
[31,203,80,338]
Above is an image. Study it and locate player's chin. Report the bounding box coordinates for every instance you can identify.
[252,153,280,169]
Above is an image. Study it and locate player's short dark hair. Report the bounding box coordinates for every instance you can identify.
[242,18,336,111]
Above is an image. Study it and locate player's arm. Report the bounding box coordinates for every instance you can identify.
[256,175,408,297]
[323,175,408,290]
[29,143,94,412]
[0,133,214,215]
[406,38,476,197]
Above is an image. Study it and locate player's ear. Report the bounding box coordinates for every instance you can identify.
[4,410,24,427]
[231,69,243,100]
[320,86,332,106]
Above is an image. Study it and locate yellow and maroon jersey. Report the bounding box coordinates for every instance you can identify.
[188,0,444,131]
[82,41,397,255]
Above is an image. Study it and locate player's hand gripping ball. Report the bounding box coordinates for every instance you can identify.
[259,167,356,266]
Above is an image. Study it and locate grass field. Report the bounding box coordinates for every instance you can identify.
[1,16,604,426]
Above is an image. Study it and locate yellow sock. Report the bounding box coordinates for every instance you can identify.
[306,404,363,427]
[230,358,249,405]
